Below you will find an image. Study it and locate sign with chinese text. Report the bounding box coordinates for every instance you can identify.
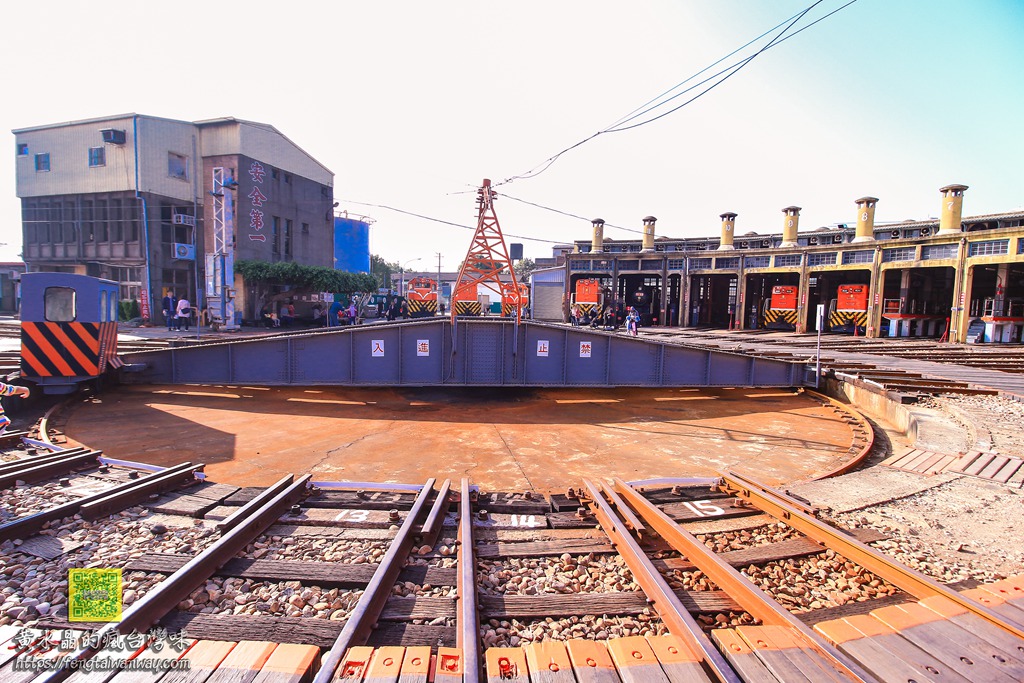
[371,340,385,357]
[579,341,592,358]
[537,340,549,357]
[417,340,430,356]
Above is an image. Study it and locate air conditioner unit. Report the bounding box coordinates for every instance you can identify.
[100,128,126,145]
[809,236,818,245]
[762,240,770,247]
[173,243,195,260]
[920,227,931,236]
[834,234,844,244]
[173,213,196,226]
[891,229,901,238]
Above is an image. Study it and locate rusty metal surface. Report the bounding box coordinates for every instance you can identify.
[65,386,857,492]
[582,478,741,683]
[719,469,1024,641]
[614,478,874,682]
[314,478,437,683]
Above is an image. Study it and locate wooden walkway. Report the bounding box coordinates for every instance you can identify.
[882,446,1024,483]
[4,576,1022,682]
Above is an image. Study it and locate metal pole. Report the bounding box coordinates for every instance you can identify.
[815,303,823,389]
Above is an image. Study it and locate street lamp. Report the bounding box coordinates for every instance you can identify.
[399,258,421,296]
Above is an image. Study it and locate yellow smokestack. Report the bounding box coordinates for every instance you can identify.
[938,184,968,235]
[780,206,801,247]
[718,213,737,250]
[853,197,878,243]
[641,216,657,252]
[591,218,605,252]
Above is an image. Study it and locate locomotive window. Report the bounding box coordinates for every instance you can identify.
[110,292,118,322]
[44,287,76,322]
[100,291,108,322]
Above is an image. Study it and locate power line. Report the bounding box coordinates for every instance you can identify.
[495,192,645,236]
[496,0,853,185]
[337,198,568,245]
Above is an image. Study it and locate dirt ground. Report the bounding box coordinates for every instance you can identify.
[64,385,854,493]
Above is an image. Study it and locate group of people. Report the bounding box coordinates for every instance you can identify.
[569,302,641,336]
[161,290,193,331]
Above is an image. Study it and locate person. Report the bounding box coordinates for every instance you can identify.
[175,297,192,331]
[570,304,581,327]
[386,300,398,322]
[439,302,446,315]
[0,382,30,435]
[280,302,296,327]
[399,300,409,319]
[348,301,358,324]
[604,308,615,331]
[162,290,177,331]
[626,306,640,337]
[312,305,324,326]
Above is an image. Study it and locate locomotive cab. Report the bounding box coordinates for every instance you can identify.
[20,273,121,394]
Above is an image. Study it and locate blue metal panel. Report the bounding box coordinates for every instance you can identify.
[121,319,806,389]
[291,333,353,384]
[353,326,402,384]
[333,217,371,273]
[20,272,118,324]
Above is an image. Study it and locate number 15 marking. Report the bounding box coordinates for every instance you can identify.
[682,500,725,517]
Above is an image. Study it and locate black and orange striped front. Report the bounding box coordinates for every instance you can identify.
[21,322,102,378]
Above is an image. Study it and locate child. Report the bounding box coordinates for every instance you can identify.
[0,382,30,434]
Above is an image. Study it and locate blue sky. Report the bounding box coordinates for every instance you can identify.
[1,0,1021,267]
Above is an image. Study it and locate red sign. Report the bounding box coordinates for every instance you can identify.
[140,289,151,320]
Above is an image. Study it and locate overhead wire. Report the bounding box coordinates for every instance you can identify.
[495,192,645,235]
[337,198,567,245]
[495,0,853,185]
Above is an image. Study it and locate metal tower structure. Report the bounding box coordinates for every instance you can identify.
[206,168,239,330]
[450,178,521,323]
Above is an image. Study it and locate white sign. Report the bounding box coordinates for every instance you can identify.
[537,340,549,357]
[371,340,385,357]
[417,339,430,356]
[580,341,592,358]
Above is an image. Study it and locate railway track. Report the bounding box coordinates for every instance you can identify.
[0,428,1021,682]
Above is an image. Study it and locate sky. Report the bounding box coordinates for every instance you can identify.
[1,0,1022,270]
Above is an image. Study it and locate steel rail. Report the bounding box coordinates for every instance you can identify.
[626,476,720,488]
[418,477,452,548]
[217,473,295,532]
[613,478,876,683]
[719,469,1024,640]
[581,479,741,683]
[0,429,31,448]
[314,478,437,683]
[0,450,100,488]
[32,473,311,683]
[593,480,645,537]
[0,461,203,542]
[0,446,89,476]
[79,462,207,519]
[457,477,481,682]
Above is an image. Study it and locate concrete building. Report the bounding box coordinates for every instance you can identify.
[566,186,1024,343]
[13,114,334,321]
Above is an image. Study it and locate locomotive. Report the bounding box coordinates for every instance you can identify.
[762,285,799,330]
[405,277,438,318]
[452,282,481,316]
[572,278,604,317]
[19,272,122,394]
[827,284,869,335]
[501,282,529,317]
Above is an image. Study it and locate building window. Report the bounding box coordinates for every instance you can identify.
[689,258,713,270]
[64,201,76,243]
[922,243,958,260]
[271,168,279,180]
[807,252,837,267]
[841,250,873,265]
[88,147,105,167]
[774,254,802,267]
[96,200,109,241]
[272,216,281,254]
[35,153,50,172]
[714,257,739,270]
[82,200,94,241]
[284,219,293,257]
[882,247,916,263]
[168,153,188,180]
[284,173,291,184]
[744,256,770,269]
[16,143,28,156]
[321,187,329,198]
[301,222,309,234]
[968,240,1009,257]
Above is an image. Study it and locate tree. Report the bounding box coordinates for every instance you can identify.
[370,254,398,291]
[513,257,537,282]
[235,260,377,317]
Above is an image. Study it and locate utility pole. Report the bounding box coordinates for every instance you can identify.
[436,252,443,311]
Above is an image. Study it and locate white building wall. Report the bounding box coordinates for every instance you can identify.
[135,117,199,202]
[14,115,138,198]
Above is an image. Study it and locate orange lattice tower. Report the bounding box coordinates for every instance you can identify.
[451,179,522,323]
